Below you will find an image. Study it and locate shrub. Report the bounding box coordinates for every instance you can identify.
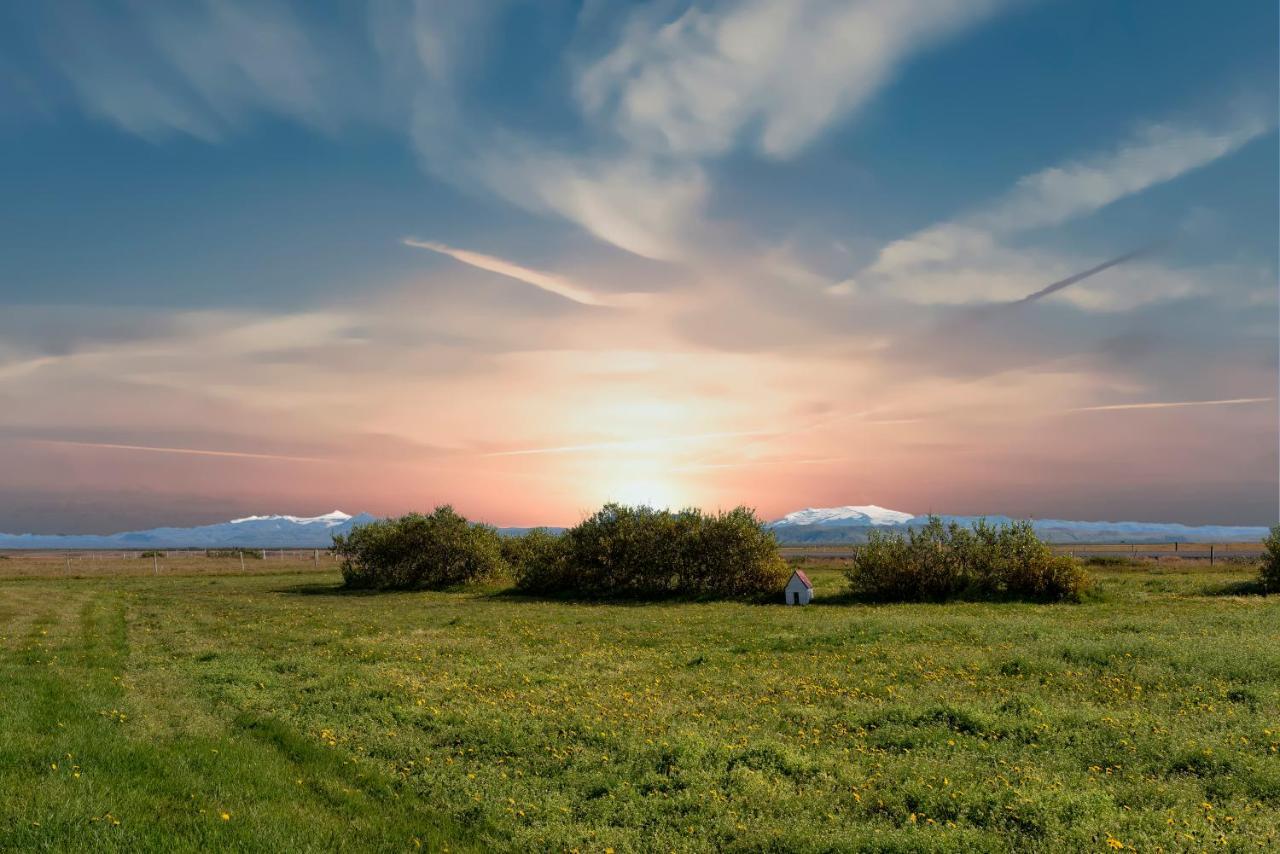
[208,549,263,559]
[511,504,789,599]
[333,506,507,590]
[845,516,1089,602]
[1083,555,1134,568]
[504,529,572,595]
[139,550,166,558]
[1261,525,1280,594]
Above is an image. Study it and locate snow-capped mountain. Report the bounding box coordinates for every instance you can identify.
[767,506,1270,544]
[228,511,356,527]
[0,505,1268,549]
[0,511,378,550]
[771,505,915,527]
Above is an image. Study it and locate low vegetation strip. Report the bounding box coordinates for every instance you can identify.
[336,503,791,600]
[0,581,483,852]
[845,517,1090,602]
[2,563,1277,851]
[509,504,790,599]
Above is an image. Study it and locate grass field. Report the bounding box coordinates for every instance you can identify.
[2,558,1277,852]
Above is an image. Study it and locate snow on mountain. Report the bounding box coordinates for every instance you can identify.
[230,511,353,526]
[770,505,915,527]
[0,511,378,550]
[767,506,1269,543]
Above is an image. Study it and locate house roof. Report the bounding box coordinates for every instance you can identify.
[790,569,813,589]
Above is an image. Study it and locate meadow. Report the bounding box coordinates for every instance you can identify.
[1,556,1277,852]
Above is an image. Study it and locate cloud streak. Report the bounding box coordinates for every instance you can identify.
[404,239,616,307]
[1010,243,1165,305]
[1068,397,1274,413]
[977,114,1274,233]
[28,439,327,462]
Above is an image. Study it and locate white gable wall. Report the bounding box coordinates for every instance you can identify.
[784,576,812,605]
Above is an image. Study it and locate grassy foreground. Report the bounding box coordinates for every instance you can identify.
[1,561,1277,852]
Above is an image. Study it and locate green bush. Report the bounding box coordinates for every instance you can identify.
[333,506,507,590]
[511,504,788,599]
[139,550,166,558]
[1083,555,1134,568]
[208,549,263,559]
[504,528,572,594]
[1261,525,1280,593]
[845,516,1089,602]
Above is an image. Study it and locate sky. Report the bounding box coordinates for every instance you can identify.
[0,0,1277,533]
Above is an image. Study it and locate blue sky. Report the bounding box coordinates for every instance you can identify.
[0,0,1276,532]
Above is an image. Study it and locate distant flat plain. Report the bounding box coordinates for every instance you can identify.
[0,542,1265,577]
[2,556,1276,851]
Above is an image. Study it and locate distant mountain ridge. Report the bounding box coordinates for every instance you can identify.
[0,505,1269,549]
[766,505,1270,544]
[0,511,378,550]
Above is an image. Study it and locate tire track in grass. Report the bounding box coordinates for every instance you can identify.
[0,583,488,852]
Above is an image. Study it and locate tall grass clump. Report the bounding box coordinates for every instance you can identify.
[511,504,788,599]
[333,506,506,590]
[1261,524,1280,593]
[845,516,1088,602]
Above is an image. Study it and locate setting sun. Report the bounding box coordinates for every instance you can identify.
[606,476,687,510]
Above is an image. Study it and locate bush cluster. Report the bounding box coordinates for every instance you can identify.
[336,503,787,599]
[333,506,506,590]
[844,516,1089,602]
[509,504,789,599]
[1261,525,1280,594]
[208,549,263,559]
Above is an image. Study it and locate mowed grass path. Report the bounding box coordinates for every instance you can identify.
[1,564,1277,851]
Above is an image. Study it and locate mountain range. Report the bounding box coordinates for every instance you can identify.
[0,511,377,550]
[0,506,1269,549]
[764,505,1270,544]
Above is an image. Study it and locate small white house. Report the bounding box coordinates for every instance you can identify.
[784,569,813,605]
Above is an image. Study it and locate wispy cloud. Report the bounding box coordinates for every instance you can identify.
[862,110,1274,308]
[28,438,326,462]
[398,0,1011,260]
[976,114,1273,233]
[404,238,616,307]
[1068,397,1274,413]
[37,0,337,142]
[579,0,1007,159]
[15,1,1015,261]
[469,150,710,261]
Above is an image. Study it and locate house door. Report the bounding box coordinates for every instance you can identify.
[791,591,799,605]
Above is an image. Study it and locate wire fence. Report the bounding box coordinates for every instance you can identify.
[0,548,341,579]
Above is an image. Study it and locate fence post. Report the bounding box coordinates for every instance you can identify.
[240,552,246,572]
[1209,544,1214,566]
[153,554,158,576]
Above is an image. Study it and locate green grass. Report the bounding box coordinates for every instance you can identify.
[2,563,1277,851]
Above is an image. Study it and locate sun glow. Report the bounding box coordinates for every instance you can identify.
[607,476,686,509]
